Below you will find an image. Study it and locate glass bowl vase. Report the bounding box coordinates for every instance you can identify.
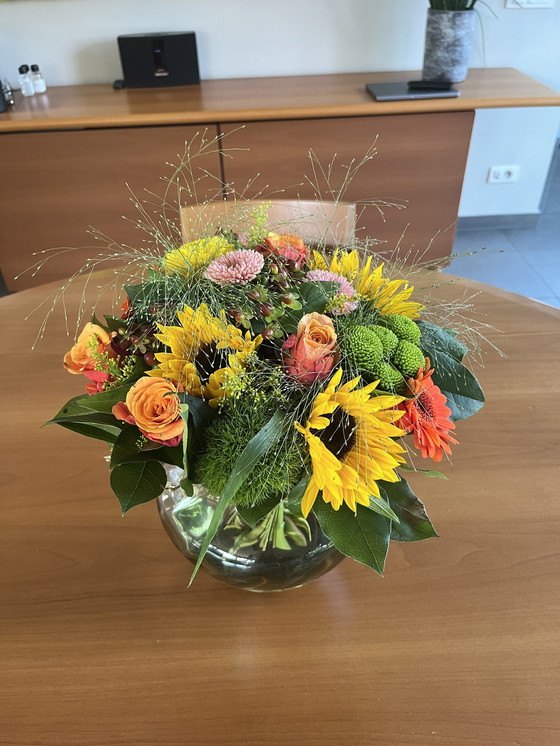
[157,466,344,592]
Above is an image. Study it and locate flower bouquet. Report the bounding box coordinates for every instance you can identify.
[48,181,485,590]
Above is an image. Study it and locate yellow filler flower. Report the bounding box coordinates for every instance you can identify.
[295,368,406,517]
[310,249,423,319]
[162,236,234,279]
[148,304,261,407]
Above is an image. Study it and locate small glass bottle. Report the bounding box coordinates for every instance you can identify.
[18,65,34,97]
[30,64,47,94]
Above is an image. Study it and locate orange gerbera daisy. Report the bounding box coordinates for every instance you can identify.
[398,359,458,462]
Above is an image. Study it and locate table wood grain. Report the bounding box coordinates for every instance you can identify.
[2,68,559,133]
[1,272,559,746]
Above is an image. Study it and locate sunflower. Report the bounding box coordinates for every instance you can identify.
[294,368,406,517]
[162,236,234,279]
[147,304,261,407]
[310,249,423,319]
[398,359,458,462]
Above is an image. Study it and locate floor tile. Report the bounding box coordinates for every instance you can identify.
[520,248,560,295]
[501,214,560,255]
[443,243,554,297]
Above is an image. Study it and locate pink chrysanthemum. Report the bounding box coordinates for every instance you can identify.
[305,269,359,315]
[205,249,264,286]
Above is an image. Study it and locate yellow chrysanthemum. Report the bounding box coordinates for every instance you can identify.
[310,249,423,319]
[147,304,261,407]
[162,236,234,279]
[294,368,406,517]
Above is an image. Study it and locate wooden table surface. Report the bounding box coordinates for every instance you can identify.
[1,272,560,746]
[2,68,559,133]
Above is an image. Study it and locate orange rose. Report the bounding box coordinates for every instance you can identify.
[282,312,338,385]
[263,233,309,265]
[63,322,111,375]
[112,376,183,446]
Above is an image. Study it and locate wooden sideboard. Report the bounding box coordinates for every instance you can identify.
[1,68,559,291]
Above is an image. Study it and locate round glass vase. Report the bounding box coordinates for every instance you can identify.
[157,466,344,592]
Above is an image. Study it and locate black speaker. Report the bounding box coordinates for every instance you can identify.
[117,32,200,88]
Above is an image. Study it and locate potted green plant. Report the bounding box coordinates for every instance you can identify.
[422,1,478,83]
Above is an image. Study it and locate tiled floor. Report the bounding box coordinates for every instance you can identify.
[444,141,560,309]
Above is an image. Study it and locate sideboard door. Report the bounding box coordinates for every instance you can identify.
[0,125,222,291]
[220,112,473,263]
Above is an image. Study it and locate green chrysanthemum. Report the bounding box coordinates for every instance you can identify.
[370,361,406,393]
[379,314,421,344]
[368,325,399,357]
[343,326,384,372]
[391,340,425,377]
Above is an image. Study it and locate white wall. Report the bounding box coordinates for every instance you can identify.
[2,0,559,89]
[459,107,560,217]
[2,0,559,217]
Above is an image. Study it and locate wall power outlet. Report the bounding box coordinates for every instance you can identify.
[487,165,520,184]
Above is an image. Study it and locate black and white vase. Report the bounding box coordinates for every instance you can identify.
[422,9,476,83]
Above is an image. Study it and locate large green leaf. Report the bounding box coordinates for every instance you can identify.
[367,494,400,522]
[110,425,148,467]
[177,393,217,438]
[109,460,167,514]
[49,394,94,420]
[281,281,339,333]
[417,320,468,362]
[380,478,438,543]
[418,323,484,421]
[399,465,448,480]
[55,420,121,445]
[78,382,137,414]
[314,501,391,576]
[285,474,309,515]
[189,410,289,585]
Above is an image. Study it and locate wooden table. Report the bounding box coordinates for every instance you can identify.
[2,273,560,745]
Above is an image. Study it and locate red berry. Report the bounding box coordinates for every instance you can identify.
[261,328,275,340]
[144,352,157,366]
[259,302,273,317]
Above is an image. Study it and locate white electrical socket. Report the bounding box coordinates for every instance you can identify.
[505,0,555,8]
[488,165,520,184]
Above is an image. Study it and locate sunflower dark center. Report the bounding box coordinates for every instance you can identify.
[416,390,435,421]
[318,407,358,460]
[194,342,230,384]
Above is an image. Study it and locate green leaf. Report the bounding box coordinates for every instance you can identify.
[399,465,448,479]
[104,314,126,333]
[55,420,121,445]
[418,323,484,421]
[49,394,94,420]
[110,460,167,514]
[299,281,340,313]
[237,493,283,529]
[417,320,468,362]
[189,410,289,585]
[78,382,137,414]
[110,425,147,468]
[314,501,391,576]
[177,393,217,438]
[367,494,400,522]
[285,474,309,515]
[380,478,438,543]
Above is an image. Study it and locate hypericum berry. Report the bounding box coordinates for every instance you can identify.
[269,263,279,275]
[391,340,425,377]
[247,290,260,302]
[379,314,421,344]
[261,328,275,340]
[228,307,242,321]
[259,302,274,317]
[143,352,157,367]
[281,295,294,305]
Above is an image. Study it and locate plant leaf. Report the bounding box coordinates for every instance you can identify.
[380,478,438,543]
[188,410,289,585]
[110,460,167,514]
[54,420,121,445]
[418,323,484,421]
[367,494,400,522]
[79,382,137,414]
[237,494,283,529]
[285,474,309,515]
[110,425,147,468]
[418,320,468,363]
[314,501,391,576]
[399,465,448,479]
